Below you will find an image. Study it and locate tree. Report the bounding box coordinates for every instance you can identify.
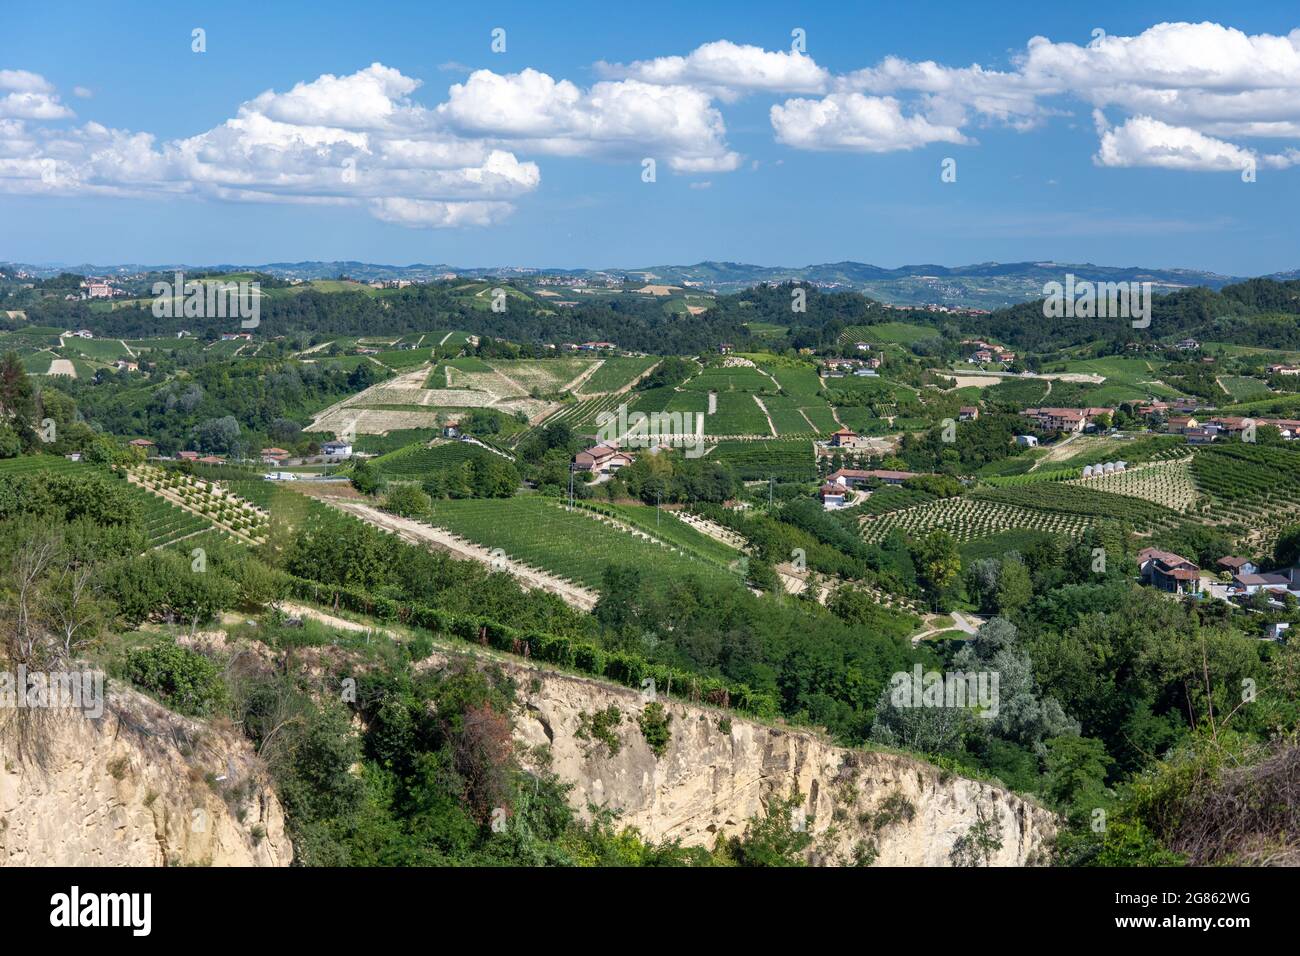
[350,459,385,496]
[1274,525,1300,570]
[995,556,1033,616]
[912,529,960,610]
[0,352,37,449]
[383,484,432,518]
[1043,735,1113,813]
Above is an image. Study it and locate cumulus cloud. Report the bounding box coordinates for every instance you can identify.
[771,93,969,151]
[436,69,740,171]
[0,64,544,227]
[598,40,829,98]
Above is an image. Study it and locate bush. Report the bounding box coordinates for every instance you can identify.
[638,702,672,757]
[122,638,227,717]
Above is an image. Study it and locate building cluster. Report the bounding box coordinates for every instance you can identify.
[820,357,881,377]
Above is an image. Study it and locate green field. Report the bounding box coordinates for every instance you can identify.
[706,439,816,481]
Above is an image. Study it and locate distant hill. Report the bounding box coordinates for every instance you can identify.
[3,258,1284,310]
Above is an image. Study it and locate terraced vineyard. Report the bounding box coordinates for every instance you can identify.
[1189,443,1300,544]
[859,497,1096,545]
[130,465,269,544]
[972,482,1182,532]
[1066,458,1200,512]
[422,497,741,592]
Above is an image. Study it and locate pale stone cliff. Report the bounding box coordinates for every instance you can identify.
[431,650,1057,866]
[0,681,292,867]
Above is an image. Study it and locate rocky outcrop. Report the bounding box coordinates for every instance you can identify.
[430,651,1057,866]
[0,681,292,867]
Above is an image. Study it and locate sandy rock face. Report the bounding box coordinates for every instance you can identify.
[0,683,292,867]
[435,652,1056,866]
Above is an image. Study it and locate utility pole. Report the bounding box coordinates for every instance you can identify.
[656,489,661,526]
[769,476,774,511]
[568,466,574,511]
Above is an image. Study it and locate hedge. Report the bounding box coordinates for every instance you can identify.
[284,574,779,720]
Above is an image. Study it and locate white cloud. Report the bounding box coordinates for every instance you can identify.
[599,40,829,99]
[72,86,92,99]
[1094,114,1257,170]
[368,198,515,227]
[437,69,739,172]
[771,93,970,151]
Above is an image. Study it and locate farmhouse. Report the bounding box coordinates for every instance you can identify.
[573,443,634,476]
[321,440,352,459]
[1137,548,1202,595]
[828,427,865,449]
[1267,364,1300,376]
[1184,428,1217,445]
[1166,416,1199,433]
[958,406,980,421]
[260,447,290,465]
[177,450,200,461]
[819,482,847,509]
[1015,435,1038,447]
[827,467,918,487]
[1217,556,1258,576]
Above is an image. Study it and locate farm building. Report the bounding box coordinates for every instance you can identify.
[1137,548,1202,595]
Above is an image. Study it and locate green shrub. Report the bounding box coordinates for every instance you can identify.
[123,638,227,717]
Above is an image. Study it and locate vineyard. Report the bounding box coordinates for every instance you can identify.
[972,483,1181,532]
[421,497,742,592]
[576,356,659,395]
[372,439,501,476]
[1066,458,1200,512]
[859,496,1096,545]
[129,465,269,544]
[706,439,817,481]
[1188,443,1300,544]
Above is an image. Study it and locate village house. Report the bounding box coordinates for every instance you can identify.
[442,422,461,439]
[1267,364,1300,376]
[177,450,200,461]
[114,359,139,372]
[128,438,155,455]
[261,447,290,465]
[1176,338,1201,351]
[1184,428,1217,445]
[1137,547,1202,595]
[1166,415,1199,434]
[719,343,734,354]
[958,406,980,422]
[197,455,225,465]
[321,440,352,459]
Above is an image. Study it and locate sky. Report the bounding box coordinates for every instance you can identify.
[3,1,1300,275]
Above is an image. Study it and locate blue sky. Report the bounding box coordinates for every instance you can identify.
[3,1,1300,274]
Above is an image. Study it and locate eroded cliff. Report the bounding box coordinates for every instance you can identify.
[430,650,1057,866]
[0,681,292,867]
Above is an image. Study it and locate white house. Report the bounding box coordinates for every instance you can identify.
[1016,435,1039,447]
[321,440,352,459]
